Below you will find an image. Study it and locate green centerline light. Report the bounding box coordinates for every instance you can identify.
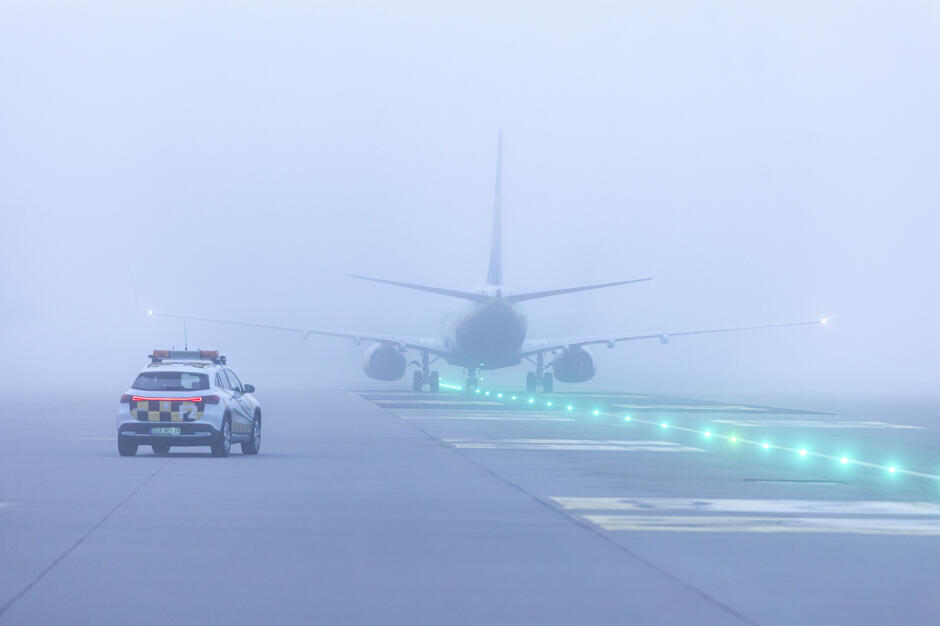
[592,410,600,416]
[798,449,808,457]
[762,442,770,450]
[567,405,574,411]
[730,436,737,443]
[840,456,849,465]
[511,395,517,400]
[497,393,503,399]
[528,398,535,404]
[624,415,631,422]
[546,401,553,407]
[889,466,898,474]
[703,430,712,438]
[660,422,668,429]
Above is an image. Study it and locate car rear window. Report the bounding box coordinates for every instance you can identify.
[132,371,209,391]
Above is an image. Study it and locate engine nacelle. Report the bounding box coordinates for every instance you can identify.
[362,343,406,381]
[551,346,596,383]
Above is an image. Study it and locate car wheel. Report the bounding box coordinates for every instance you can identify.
[241,415,262,455]
[211,417,231,457]
[118,437,137,457]
[152,444,170,455]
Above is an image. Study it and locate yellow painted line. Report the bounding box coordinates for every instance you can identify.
[584,514,940,535]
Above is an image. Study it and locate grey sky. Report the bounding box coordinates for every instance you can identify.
[2,1,938,397]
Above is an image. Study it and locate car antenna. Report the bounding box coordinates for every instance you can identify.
[183,319,188,351]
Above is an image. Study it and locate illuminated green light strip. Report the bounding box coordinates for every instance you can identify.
[433,387,928,482]
[597,409,937,482]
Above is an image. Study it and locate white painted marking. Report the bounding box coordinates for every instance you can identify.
[377,400,504,406]
[711,419,923,430]
[584,515,940,535]
[401,414,575,422]
[445,439,703,452]
[68,437,117,441]
[551,497,940,516]
[612,403,770,412]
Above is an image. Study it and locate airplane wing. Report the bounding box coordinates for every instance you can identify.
[149,311,448,355]
[521,318,830,356]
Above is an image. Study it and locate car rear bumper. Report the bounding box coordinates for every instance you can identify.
[118,422,221,447]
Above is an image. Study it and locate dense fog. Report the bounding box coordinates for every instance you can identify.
[2,2,937,399]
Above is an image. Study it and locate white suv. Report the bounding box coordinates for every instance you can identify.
[117,350,262,457]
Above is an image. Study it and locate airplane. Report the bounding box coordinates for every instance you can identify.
[151,135,828,393]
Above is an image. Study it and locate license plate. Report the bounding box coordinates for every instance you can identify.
[151,426,181,435]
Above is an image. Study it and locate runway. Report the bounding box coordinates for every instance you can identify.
[1,387,939,625]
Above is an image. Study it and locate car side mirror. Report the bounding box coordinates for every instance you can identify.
[243,384,255,393]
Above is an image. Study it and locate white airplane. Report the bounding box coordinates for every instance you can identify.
[152,136,828,393]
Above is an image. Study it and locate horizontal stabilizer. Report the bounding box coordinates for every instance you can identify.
[347,274,489,302]
[507,277,652,303]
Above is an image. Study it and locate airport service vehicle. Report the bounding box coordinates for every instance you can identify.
[151,135,828,393]
[117,350,261,457]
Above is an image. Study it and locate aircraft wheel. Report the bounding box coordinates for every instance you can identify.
[429,371,440,392]
[526,372,538,393]
[542,373,553,393]
[412,370,424,392]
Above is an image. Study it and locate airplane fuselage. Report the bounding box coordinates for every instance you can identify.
[443,293,527,371]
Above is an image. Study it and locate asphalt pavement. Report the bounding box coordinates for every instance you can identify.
[1,386,939,625]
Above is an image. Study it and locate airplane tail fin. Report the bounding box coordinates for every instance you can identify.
[486,132,503,286]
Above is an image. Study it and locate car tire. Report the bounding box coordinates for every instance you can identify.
[211,417,232,457]
[241,414,262,455]
[152,444,170,455]
[118,437,137,457]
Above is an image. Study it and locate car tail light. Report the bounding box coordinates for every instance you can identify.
[130,396,216,403]
[120,394,132,403]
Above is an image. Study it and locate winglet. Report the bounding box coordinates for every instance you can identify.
[487,132,503,286]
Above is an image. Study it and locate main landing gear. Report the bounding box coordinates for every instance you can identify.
[412,351,440,392]
[525,372,553,393]
[525,351,554,393]
[413,369,440,392]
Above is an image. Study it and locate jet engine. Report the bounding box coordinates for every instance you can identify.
[551,346,596,383]
[362,343,406,381]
